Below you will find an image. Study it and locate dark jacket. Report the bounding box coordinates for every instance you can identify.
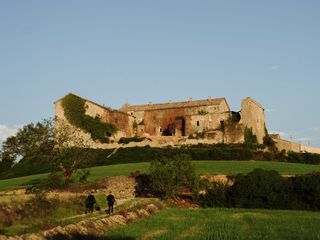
[86,194,96,207]
[107,194,115,205]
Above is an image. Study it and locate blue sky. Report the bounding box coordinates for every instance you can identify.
[0,0,319,146]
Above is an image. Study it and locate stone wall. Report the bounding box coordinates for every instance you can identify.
[240,97,266,144]
[54,94,269,148]
[138,100,230,138]
[143,108,187,136]
[55,100,98,147]
[55,98,134,148]
[274,138,320,154]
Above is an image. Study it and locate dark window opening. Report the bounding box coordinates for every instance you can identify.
[231,111,241,122]
[197,121,200,126]
[220,120,225,131]
[162,123,175,136]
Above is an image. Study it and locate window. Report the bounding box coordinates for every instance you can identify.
[160,128,162,132]
[197,121,200,126]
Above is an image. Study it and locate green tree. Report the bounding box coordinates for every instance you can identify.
[53,118,91,184]
[1,119,54,164]
[0,150,15,172]
[149,154,198,199]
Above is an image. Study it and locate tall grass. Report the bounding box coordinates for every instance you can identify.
[105,208,320,239]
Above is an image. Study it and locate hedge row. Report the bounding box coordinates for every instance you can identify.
[200,168,320,211]
[1,145,320,179]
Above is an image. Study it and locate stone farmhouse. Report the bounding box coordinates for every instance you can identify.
[55,93,265,145]
[54,93,320,154]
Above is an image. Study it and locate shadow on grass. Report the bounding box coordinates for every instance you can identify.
[22,178,47,186]
[48,233,135,240]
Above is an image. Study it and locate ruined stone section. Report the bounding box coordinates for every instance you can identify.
[143,108,187,137]
[224,119,245,144]
[54,95,134,147]
[55,100,97,147]
[273,138,320,154]
[301,145,320,154]
[124,97,231,138]
[240,97,266,144]
[81,99,134,138]
[54,94,282,148]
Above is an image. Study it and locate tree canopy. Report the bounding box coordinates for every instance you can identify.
[1,119,54,166]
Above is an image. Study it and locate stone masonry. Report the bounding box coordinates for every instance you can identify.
[54,93,320,153]
[55,94,266,146]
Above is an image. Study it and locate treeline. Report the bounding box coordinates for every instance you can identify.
[1,144,320,180]
[199,168,320,211]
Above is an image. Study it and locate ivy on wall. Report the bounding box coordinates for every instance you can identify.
[244,127,258,148]
[61,94,116,143]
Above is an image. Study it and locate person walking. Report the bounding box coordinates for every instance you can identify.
[85,191,96,213]
[106,191,115,214]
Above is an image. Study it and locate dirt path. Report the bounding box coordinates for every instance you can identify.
[0,199,165,240]
[60,197,135,221]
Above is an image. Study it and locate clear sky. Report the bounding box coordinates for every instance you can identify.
[0,0,319,147]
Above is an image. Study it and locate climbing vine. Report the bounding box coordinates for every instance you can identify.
[61,94,116,143]
[244,127,258,149]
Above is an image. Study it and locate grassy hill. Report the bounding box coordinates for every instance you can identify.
[1,160,320,192]
[104,207,320,239]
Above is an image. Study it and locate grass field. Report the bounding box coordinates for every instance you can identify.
[104,207,320,239]
[0,194,140,236]
[1,160,320,191]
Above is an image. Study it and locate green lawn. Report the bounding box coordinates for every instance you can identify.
[104,207,320,239]
[1,160,320,191]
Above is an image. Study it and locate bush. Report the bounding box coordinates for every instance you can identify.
[292,172,320,210]
[244,127,258,149]
[286,151,320,164]
[46,172,68,189]
[134,173,156,197]
[228,168,292,209]
[149,154,198,199]
[198,169,320,211]
[199,180,229,207]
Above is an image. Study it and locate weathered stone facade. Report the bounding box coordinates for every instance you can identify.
[271,134,320,154]
[54,95,135,148]
[55,94,269,148]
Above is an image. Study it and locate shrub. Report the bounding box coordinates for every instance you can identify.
[199,180,229,207]
[45,172,68,189]
[286,151,320,164]
[244,127,258,149]
[134,173,157,197]
[228,168,291,209]
[198,169,320,211]
[149,154,198,199]
[292,172,320,210]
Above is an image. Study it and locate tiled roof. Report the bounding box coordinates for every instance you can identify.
[122,98,228,111]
